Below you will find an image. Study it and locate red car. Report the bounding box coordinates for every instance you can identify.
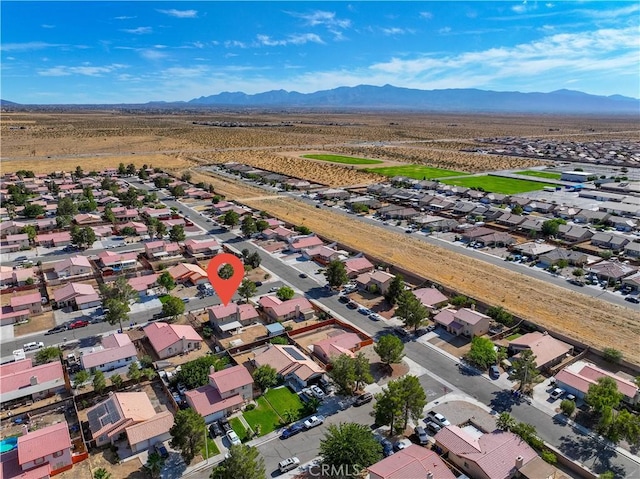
[69,319,89,329]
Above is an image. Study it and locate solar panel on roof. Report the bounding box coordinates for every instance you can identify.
[283,346,306,361]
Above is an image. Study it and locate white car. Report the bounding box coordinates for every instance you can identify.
[303,415,324,429]
[227,430,241,446]
[310,385,325,399]
[279,457,300,473]
[427,411,451,427]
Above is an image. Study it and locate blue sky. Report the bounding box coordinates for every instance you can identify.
[2,1,638,104]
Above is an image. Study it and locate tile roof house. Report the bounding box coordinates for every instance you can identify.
[343,256,375,278]
[555,363,639,405]
[35,231,72,247]
[0,359,66,405]
[622,271,640,291]
[86,392,160,447]
[312,332,363,364]
[476,232,516,247]
[80,333,138,373]
[356,270,395,295]
[4,233,29,250]
[141,207,172,219]
[127,273,160,294]
[538,248,588,267]
[272,226,297,241]
[368,444,455,479]
[302,245,341,265]
[97,250,139,272]
[588,261,637,281]
[144,240,181,260]
[253,344,324,388]
[623,241,640,259]
[118,221,148,235]
[288,235,324,252]
[259,296,315,322]
[208,303,260,334]
[9,292,43,314]
[15,421,73,476]
[73,213,102,225]
[413,287,449,311]
[590,232,631,251]
[556,224,593,244]
[53,255,93,278]
[435,426,538,479]
[185,365,254,423]
[184,238,220,257]
[433,308,491,337]
[53,282,100,310]
[167,262,209,285]
[508,332,573,370]
[124,410,174,454]
[143,322,202,359]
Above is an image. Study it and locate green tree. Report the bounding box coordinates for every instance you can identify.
[240,216,257,237]
[34,346,62,365]
[466,336,497,370]
[169,224,186,242]
[496,412,516,431]
[57,197,78,217]
[155,221,167,239]
[158,271,176,291]
[509,349,539,393]
[21,225,37,244]
[374,383,403,436]
[101,276,138,303]
[585,377,623,414]
[110,373,123,389]
[127,362,142,381]
[218,263,234,279]
[451,295,471,307]
[145,451,165,479]
[170,408,206,464]
[118,162,127,175]
[126,163,137,176]
[353,352,373,392]
[541,218,566,237]
[276,286,295,301]
[383,274,405,305]
[328,353,356,396]
[162,296,186,321]
[599,472,615,479]
[374,334,405,370]
[396,375,427,430]
[252,364,278,392]
[238,278,257,303]
[70,226,97,249]
[223,210,240,227]
[245,252,261,269]
[176,355,229,390]
[93,468,111,479]
[395,290,428,333]
[560,399,576,417]
[511,204,524,215]
[74,370,90,388]
[295,225,311,235]
[319,423,382,476]
[255,219,269,232]
[56,215,72,229]
[486,306,514,327]
[210,444,265,479]
[23,203,45,218]
[104,298,130,334]
[93,370,107,394]
[142,368,158,380]
[120,226,137,237]
[603,348,623,364]
[511,422,542,449]
[325,260,349,289]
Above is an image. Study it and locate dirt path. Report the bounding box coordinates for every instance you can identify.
[241,196,640,364]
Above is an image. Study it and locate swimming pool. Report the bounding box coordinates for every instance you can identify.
[0,436,18,453]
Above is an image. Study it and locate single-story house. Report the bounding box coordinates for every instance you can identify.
[0,359,66,406]
[356,270,395,295]
[511,242,556,260]
[143,322,202,359]
[128,274,160,295]
[73,213,102,225]
[80,333,138,373]
[302,245,341,264]
[53,282,101,310]
[259,296,315,322]
[288,235,324,252]
[555,363,639,405]
[588,261,637,282]
[144,240,181,259]
[54,255,93,278]
[312,332,363,364]
[433,308,491,337]
[4,233,29,249]
[184,238,220,257]
[35,231,72,247]
[590,232,630,252]
[98,250,139,272]
[208,302,260,334]
[343,256,375,278]
[167,263,208,286]
[412,287,449,311]
[476,232,516,247]
[368,444,455,479]
[118,221,148,235]
[556,224,593,244]
[538,248,588,267]
[623,242,640,259]
[10,292,43,314]
[125,410,174,454]
[253,344,324,388]
[508,332,573,370]
[622,272,640,291]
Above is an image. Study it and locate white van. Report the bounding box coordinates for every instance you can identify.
[279,457,300,473]
[23,341,45,352]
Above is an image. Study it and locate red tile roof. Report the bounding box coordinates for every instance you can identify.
[343,257,374,275]
[9,292,41,308]
[258,296,314,318]
[556,363,638,399]
[0,449,51,479]
[125,411,174,447]
[208,303,259,322]
[509,332,573,368]
[455,308,490,326]
[368,445,455,479]
[313,332,361,360]
[413,287,448,308]
[185,384,244,417]
[0,360,64,397]
[143,322,202,353]
[81,334,137,370]
[18,421,71,465]
[209,365,253,394]
[53,282,97,303]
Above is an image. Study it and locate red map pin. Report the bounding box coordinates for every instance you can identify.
[206,253,245,306]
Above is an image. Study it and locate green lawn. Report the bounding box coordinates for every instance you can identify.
[363,164,468,180]
[158,295,170,304]
[264,386,304,418]
[201,437,220,460]
[302,154,383,165]
[505,333,523,341]
[515,170,562,180]
[230,417,250,441]
[440,175,548,194]
[242,397,281,436]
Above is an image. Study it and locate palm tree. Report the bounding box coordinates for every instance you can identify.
[145,451,164,479]
[496,412,516,431]
[282,409,298,425]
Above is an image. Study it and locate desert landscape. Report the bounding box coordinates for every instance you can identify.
[2,109,639,362]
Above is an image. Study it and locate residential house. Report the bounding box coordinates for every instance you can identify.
[259,296,315,322]
[624,242,640,259]
[185,365,254,424]
[36,232,72,247]
[112,207,139,223]
[517,218,545,236]
[0,359,66,406]
[608,215,637,232]
[167,262,208,286]
[554,363,639,405]
[73,213,102,225]
[460,226,496,243]
[435,426,538,479]
[36,217,57,231]
[80,333,138,373]
[92,225,114,239]
[433,308,491,337]
[144,240,181,260]
[12,422,73,476]
[312,332,363,364]
[368,444,455,479]
[590,232,630,252]
[588,261,637,282]
[125,410,174,454]
[143,322,202,359]
[288,235,324,252]
[413,287,449,311]
[538,248,588,267]
[622,272,640,291]
[0,220,27,237]
[53,255,93,278]
[343,256,375,278]
[141,207,172,220]
[208,303,260,334]
[53,282,101,310]
[496,213,527,229]
[510,242,557,260]
[98,251,139,273]
[356,270,395,295]
[556,224,593,244]
[9,292,43,315]
[508,332,573,370]
[476,232,517,247]
[128,274,160,295]
[302,245,341,264]
[184,238,220,257]
[4,233,29,250]
[317,188,350,200]
[574,210,610,225]
[118,221,148,235]
[252,344,324,388]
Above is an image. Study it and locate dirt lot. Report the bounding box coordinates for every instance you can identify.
[13,310,55,336]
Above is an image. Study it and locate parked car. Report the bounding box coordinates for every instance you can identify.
[69,319,89,329]
[155,443,169,459]
[427,411,450,427]
[354,392,373,406]
[310,385,325,399]
[357,307,369,315]
[550,387,566,400]
[368,312,382,321]
[346,301,358,310]
[278,457,300,473]
[425,420,441,433]
[219,417,231,433]
[227,430,241,446]
[280,423,304,439]
[380,438,394,457]
[45,325,67,335]
[624,296,640,304]
[338,295,350,303]
[299,273,308,278]
[23,341,45,352]
[318,377,335,394]
[303,415,324,429]
[489,365,501,379]
[414,426,429,445]
[393,438,413,451]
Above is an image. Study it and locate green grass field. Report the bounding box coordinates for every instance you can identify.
[302,154,383,165]
[243,396,281,436]
[201,437,220,459]
[230,417,249,441]
[264,387,304,418]
[516,170,562,180]
[505,333,523,341]
[440,175,548,194]
[363,164,467,180]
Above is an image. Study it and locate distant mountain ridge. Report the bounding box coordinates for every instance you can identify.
[188,84,640,114]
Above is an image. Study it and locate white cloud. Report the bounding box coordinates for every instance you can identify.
[419,11,433,20]
[224,40,248,49]
[381,27,413,36]
[38,63,127,77]
[122,27,152,35]
[512,3,528,14]
[114,16,136,20]
[41,24,55,29]
[290,10,351,29]
[545,3,554,8]
[438,27,452,34]
[157,9,198,19]
[257,33,324,46]
[0,41,64,52]
[139,49,167,60]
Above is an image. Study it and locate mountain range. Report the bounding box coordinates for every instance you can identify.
[2,85,639,114]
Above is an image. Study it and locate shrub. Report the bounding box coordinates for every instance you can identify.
[603,348,622,364]
[245,403,256,411]
[560,399,576,417]
[541,450,557,464]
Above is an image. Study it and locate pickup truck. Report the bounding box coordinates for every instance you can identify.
[303,415,324,430]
